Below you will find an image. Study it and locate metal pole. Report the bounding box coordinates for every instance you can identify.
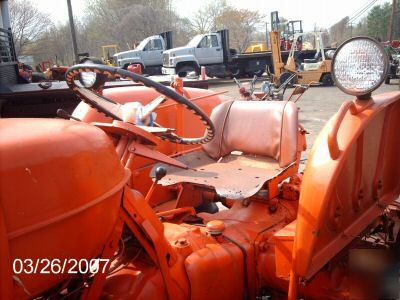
[1,0,11,29]
[388,0,397,41]
[67,0,79,64]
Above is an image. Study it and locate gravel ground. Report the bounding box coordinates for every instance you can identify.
[208,78,400,169]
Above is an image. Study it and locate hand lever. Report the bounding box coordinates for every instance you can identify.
[145,166,167,203]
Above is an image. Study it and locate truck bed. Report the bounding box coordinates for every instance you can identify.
[233,48,336,63]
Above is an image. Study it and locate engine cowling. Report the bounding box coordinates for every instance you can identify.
[0,119,129,298]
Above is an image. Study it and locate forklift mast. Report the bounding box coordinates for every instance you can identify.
[270,11,280,31]
[269,30,284,85]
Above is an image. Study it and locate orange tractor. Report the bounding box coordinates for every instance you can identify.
[1,37,399,300]
[37,61,69,81]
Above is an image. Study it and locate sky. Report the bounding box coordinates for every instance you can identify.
[37,0,390,31]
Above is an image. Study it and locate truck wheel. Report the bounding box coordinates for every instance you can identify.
[279,72,295,87]
[321,73,334,86]
[177,65,198,77]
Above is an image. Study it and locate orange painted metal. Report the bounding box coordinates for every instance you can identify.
[72,85,221,199]
[290,91,400,299]
[0,118,130,298]
[127,63,142,74]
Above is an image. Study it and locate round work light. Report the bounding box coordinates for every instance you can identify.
[332,37,388,98]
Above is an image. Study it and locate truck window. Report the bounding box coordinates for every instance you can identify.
[211,35,219,47]
[198,35,217,48]
[198,36,209,48]
[153,39,163,50]
[143,41,151,51]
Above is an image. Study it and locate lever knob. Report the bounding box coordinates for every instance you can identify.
[155,166,167,181]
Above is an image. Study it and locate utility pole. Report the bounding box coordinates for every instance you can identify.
[388,0,397,41]
[67,0,79,64]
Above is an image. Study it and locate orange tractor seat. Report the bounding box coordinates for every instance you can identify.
[153,100,299,199]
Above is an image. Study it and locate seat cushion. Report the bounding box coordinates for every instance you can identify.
[202,100,298,167]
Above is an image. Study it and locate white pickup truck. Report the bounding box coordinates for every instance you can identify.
[114,31,172,75]
[162,30,267,78]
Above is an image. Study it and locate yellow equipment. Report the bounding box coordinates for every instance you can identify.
[245,42,268,53]
[101,45,119,66]
[270,31,333,86]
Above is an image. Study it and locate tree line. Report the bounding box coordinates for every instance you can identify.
[9,0,399,66]
[329,1,400,46]
[11,0,264,66]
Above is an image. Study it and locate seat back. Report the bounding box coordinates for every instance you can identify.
[202,100,298,167]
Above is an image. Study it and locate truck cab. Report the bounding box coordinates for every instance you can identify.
[191,33,223,65]
[114,31,172,75]
[162,32,226,76]
[162,29,266,78]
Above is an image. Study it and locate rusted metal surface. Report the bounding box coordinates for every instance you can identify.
[153,150,292,199]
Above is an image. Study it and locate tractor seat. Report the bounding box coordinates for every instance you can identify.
[303,50,322,64]
[153,100,299,200]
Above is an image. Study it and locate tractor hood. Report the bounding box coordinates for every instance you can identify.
[0,118,129,298]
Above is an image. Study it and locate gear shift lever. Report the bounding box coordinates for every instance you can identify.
[145,166,167,203]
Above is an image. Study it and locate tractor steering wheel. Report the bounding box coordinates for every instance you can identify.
[65,64,215,145]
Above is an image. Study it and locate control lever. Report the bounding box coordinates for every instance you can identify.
[57,109,81,121]
[145,166,167,203]
[250,75,258,94]
[233,77,241,88]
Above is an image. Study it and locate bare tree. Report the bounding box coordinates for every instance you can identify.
[9,0,52,56]
[82,0,190,56]
[190,0,228,34]
[215,7,264,53]
[18,0,195,65]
